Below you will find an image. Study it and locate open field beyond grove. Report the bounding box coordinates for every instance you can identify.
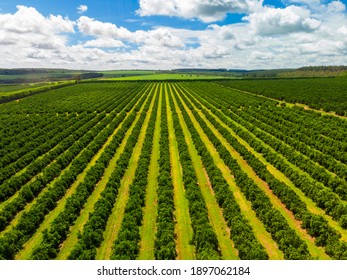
[0,80,346,260]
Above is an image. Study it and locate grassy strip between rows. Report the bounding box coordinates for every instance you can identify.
[111,85,160,259]
[0,108,128,258]
[203,85,347,227]
[168,84,222,260]
[96,85,157,260]
[181,82,347,259]
[14,86,150,260]
[179,86,313,259]
[170,84,238,259]
[187,84,347,238]
[166,84,195,260]
[153,86,177,259]
[67,84,156,259]
[178,83,330,260]
[0,113,99,216]
[138,85,162,260]
[26,85,151,260]
[190,83,347,244]
[56,86,155,260]
[171,83,280,259]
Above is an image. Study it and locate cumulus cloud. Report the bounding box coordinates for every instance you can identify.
[77,5,88,14]
[251,50,275,60]
[244,5,321,35]
[208,24,235,40]
[0,33,17,45]
[284,0,322,7]
[0,5,74,56]
[77,16,183,48]
[84,38,126,48]
[0,5,75,34]
[0,6,76,68]
[327,1,346,13]
[0,2,347,70]
[77,16,132,39]
[133,28,184,48]
[137,0,263,22]
[337,26,347,36]
[300,40,346,56]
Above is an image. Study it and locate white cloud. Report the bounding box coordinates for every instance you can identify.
[284,0,322,7]
[300,40,346,56]
[0,33,17,45]
[0,5,74,35]
[337,26,347,36]
[208,24,235,40]
[244,5,321,35]
[251,50,275,60]
[137,0,263,23]
[77,16,183,48]
[0,5,74,56]
[0,3,347,70]
[26,49,50,59]
[84,38,126,48]
[77,5,88,14]
[49,15,76,33]
[133,28,184,48]
[327,1,346,13]
[0,6,76,68]
[77,16,132,39]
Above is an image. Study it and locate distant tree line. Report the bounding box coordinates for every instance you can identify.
[0,82,76,104]
[0,69,103,84]
[298,66,347,72]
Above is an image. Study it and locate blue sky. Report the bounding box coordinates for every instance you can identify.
[0,0,347,69]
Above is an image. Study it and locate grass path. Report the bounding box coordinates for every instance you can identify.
[178,84,330,260]
[0,141,66,212]
[138,85,162,260]
[170,84,238,260]
[0,118,74,181]
[15,87,151,259]
[0,116,105,234]
[230,119,347,242]
[0,115,95,212]
[56,88,154,260]
[96,86,157,260]
[166,84,195,260]
[172,84,283,260]
[15,122,115,259]
[1,118,106,238]
[185,86,347,243]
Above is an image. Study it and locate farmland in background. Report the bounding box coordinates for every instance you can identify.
[0,79,346,260]
[105,73,230,81]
